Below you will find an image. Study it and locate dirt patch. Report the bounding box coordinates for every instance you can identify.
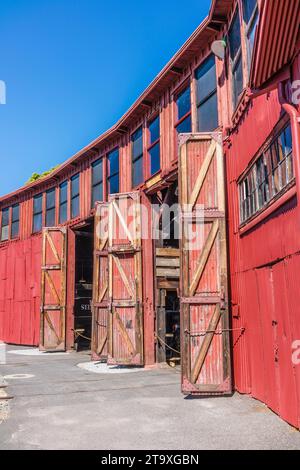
[0,389,9,423]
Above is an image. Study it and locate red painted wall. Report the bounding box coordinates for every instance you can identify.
[0,235,42,345]
[226,88,300,429]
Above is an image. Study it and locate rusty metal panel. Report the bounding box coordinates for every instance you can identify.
[107,192,144,366]
[179,133,231,395]
[91,202,109,360]
[40,227,67,351]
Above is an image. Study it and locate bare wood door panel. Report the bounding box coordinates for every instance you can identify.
[179,133,231,395]
[107,192,143,366]
[40,227,67,351]
[92,203,109,360]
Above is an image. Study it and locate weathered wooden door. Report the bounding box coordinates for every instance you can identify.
[40,227,67,351]
[92,202,109,360]
[179,133,231,395]
[107,192,143,365]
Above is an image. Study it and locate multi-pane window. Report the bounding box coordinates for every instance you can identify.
[108,149,119,195]
[240,124,294,223]
[33,194,43,233]
[132,127,144,188]
[71,174,80,219]
[91,159,103,207]
[11,204,20,239]
[148,115,160,176]
[175,86,192,135]
[45,188,56,227]
[242,0,258,70]
[1,208,10,241]
[229,9,243,109]
[59,181,68,224]
[195,55,218,132]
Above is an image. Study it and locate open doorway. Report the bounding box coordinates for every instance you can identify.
[73,222,94,351]
[156,289,180,366]
[153,182,181,367]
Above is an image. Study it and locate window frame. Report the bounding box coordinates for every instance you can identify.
[242,0,259,72]
[131,126,144,189]
[45,188,56,227]
[147,114,161,177]
[228,7,244,111]
[91,157,104,207]
[32,193,44,234]
[107,148,120,195]
[239,122,294,225]
[70,173,80,220]
[195,55,219,132]
[11,204,20,239]
[59,180,69,225]
[0,207,10,242]
[174,84,192,136]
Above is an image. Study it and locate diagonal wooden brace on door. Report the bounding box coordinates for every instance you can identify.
[189,141,216,210]
[191,305,222,384]
[112,254,135,299]
[114,308,136,356]
[189,220,219,297]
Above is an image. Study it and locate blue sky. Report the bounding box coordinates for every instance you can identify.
[0,0,211,196]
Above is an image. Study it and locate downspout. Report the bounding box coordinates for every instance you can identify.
[278,81,300,211]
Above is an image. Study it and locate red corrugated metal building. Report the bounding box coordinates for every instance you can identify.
[1,0,300,428]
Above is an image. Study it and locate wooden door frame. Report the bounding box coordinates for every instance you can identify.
[40,226,67,352]
[179,132,232,395]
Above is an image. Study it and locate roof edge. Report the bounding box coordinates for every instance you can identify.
[0,1,229,204]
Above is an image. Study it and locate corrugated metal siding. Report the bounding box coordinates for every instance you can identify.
[251,0,300,89]
[226,83,300,428]
[0,236,42,345]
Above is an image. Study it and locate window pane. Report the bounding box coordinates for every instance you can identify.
[33,194,43,214]
[277,133,286,162]
[283,125,292,155]
[71,195,79,219]
[60,181,68,204]
[247,10,259,66]
[233,56,243,108]
[33,213,42,233]
[71,174,79,197]
[132,156,143,187]
[12,204,19,222]
[176,87,191,120]
[195,55,217,104]
[176,115,192,134]
[109,174,119,195]
[1,225,9,241]
[46,208,56,227]
[287,152,294,182]
[150,142,160,175]
[11,220,19,239]
[197,92,218,132]
[92,182,103,207]
[240,124,294,223]
[46,189,55,210]
[2,208,9,226]
[92,159,103,186]
[229,10,242,61]
[108,148,119,177]
[243,0,257,24]
[132,127,143,160]
[149,116,160,144]
[59,201,68,224]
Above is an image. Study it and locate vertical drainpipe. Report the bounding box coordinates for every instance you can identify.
[278,81,300,210]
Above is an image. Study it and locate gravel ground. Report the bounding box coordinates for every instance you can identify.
[0,379,9,423]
